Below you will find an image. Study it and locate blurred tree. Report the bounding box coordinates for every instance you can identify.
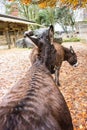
[0,0,14,15]
[5,0,39,20]
[2,0,40,29]
[55,6,75,32]
[36,7,55,26]
[8,0,87,9]
[6,0,75,31]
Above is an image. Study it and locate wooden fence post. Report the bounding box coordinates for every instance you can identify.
[5,27,11,49]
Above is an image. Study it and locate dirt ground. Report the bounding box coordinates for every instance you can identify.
[0,42,87,130]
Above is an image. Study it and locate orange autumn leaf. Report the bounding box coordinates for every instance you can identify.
[38,1,47,8]
[8,0,87,8]
[8,0,15,1]
[21,0,31,5]
[47,0,57,7]
[38,0,57,8]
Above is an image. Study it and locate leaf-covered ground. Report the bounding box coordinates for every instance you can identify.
[0,42,87,130]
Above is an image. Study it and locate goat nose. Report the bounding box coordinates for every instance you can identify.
[73,62,78,67]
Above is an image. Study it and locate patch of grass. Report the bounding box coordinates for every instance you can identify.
[63,37,80,42]
[16,47,33,50]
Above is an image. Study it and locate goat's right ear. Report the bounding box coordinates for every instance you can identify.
[48,25,54,44]
[49,25,54,33]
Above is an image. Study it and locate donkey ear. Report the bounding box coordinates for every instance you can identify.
[70,46,74,53]
[29,36,39,47]
[24,30,34,37]
[25,34,39,47]
[24,30,39,47]
[48,25,54,44]
[49,25,54,33]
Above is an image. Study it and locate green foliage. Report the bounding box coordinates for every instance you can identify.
[36,7,55,26]
[0,0,15,15]
[63,37,80,42]
[18,3,39,21]
[3,0,75,30]
[36,6,75,30]
[55,6,75,32]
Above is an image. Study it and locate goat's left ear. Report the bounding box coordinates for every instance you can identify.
[24,31,39,47]
[70,46,74,53]
[24,30,34,38]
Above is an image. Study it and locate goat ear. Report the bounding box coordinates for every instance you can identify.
[24,30,34,37]
[70,46,74,53]
[24,30,39,47]
[49,25,54,33]
[28,36,39,47]
[48,25,54,44]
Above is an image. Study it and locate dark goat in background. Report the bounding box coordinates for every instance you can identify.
[29,26,78,86]
[0,25,73,130]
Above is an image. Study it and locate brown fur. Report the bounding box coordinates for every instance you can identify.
[29,25,77,86]
[53,43,77,85]
[0,25,73,130]
[30,43,64,66]
[0,62,73,130]
[30,42,77,85]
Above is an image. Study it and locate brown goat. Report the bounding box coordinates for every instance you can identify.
[0,25,73,130]
[29,27,78,86]
[53,43,78,85]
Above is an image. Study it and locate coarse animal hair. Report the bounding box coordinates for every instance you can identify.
[0,25,73,130]
[29,26,78,86]
[53,43,78,86]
